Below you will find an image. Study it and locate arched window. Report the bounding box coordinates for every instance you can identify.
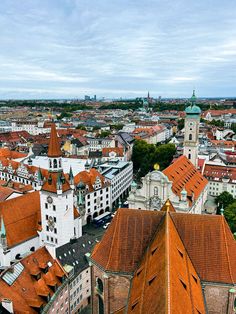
[188,153,191,160]
[97,278,103,293]
[189,134,192,140]
[154,187,158,195]
[30,247,35,252]
[98,295,104,314]
[53,159,57,169]
[49,160,52,168]
[59,159,62,168]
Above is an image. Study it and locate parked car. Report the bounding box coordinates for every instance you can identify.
[103,222,111,230]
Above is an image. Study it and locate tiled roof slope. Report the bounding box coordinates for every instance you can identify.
[74,168,108,192]
[48,123,62,157]
[163,155,208,205]
[91,207,236,285]
[91,209,165,273]
[42,172,71,193]
[171,213,236,284]
[0,247,66,313]
[127,209,206,314]
[0,191,40,247]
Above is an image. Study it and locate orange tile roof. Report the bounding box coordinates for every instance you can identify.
[102,147,124,157]
[163,155,208,205]
[91,206,236,285]
[0,191,40,247]
[0,148,27,159]
[42,172,71,193]
[126,206,206,314]
[91,208,165,273]
[74,168,108,192]
[0,247,67,313]
[48,123,62,157]
[170,212,236,284]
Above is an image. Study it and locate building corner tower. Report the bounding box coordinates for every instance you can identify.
[183,90,201,167]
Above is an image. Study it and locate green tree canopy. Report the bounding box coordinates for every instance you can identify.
[215,191,234,214]
[132,140,176,179]
[224,202,236,234]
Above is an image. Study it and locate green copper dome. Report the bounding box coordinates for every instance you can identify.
[185,90,201,115]
[185,104,201,114]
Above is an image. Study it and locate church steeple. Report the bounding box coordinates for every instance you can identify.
[48,123,62,172]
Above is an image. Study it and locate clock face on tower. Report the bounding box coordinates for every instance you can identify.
[47,216,55,231]
[47,196,53,204]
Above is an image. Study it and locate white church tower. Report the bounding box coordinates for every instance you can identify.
[183,90,201,167]
[38,123,81,249]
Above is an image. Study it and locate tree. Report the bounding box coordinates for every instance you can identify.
[132,140,176,179]
[224,202,236,234]
[98,130,111,138]
[215,191,234,214]
[76,125,86,130]
[177,119,184,130]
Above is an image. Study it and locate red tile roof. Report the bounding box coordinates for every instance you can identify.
[42,172,71,194]
[74,169,108,192]
[48,124,62,157]
[0,247,67,313]
[0,192,41,247]
[102,147,124,157]
[163,155,208,205]
[204,164,236,182]
[91,206,236,285]
[126,206,206,314]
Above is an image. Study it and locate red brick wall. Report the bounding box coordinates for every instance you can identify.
[92,264,131,314]
[204,283,235,314]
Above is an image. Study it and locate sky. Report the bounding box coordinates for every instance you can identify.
[0,0,236,99]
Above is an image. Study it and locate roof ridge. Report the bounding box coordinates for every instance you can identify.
[105,209,121,270]
[221,216,234,283]
[165,213,170,314]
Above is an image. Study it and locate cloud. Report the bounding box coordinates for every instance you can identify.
[0,0,235,98]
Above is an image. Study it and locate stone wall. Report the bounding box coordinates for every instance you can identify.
[204,283,235,314]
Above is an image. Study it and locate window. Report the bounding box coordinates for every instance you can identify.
[189,134,192,140]
[54,228,57,234]
[45,203,48,209]
[51,237,54,242]
[180,279,187,290]
[46,215,48,220]
[154,187,158,196]
[46,226,49,231]
[53,205,56,211]
[188,153,191,160]
[54,217,56,223]
[97,278,103,293]
[98,295,104,314]
[53,159,58,168]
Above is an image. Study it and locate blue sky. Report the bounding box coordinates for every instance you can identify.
[0,0,236,99]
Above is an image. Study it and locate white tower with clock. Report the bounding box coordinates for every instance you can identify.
[38,124,81,249]
[183,90,201,167]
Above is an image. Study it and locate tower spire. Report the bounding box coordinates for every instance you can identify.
[48,123,62,158]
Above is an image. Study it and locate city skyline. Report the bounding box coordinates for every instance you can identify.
[0,0,236,99]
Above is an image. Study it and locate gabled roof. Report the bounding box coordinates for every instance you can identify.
[163,155,208,205]
[48,123,62,157]
[0,247,66,313]
[170,213,236,284]
[74,169,108,192]
[91,209,165,273]
[91,206,236,285]
[126,208,206,314]
[0,192,40,247]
